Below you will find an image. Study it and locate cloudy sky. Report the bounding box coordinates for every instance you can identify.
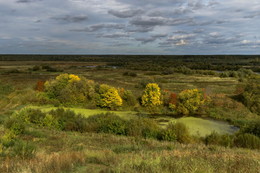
[0,0,260,54]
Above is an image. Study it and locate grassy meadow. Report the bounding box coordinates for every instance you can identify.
[0,57,259,173]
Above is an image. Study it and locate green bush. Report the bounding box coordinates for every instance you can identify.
[42,114,60,129]
[240,120,260,138]
[126,118,160,139]
[49,108,86,132]
[234,133,260,149]
[159,124,177,142]
[86,113,127,135]
[123,71,137,77]
[204,132,233,147]
[4,118,26,136]
[121,90,137,107]
[159,122,191,143]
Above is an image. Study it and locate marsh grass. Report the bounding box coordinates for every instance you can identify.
[1,129,259,173]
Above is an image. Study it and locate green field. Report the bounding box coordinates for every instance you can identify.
[25,105,239,137]
[0,59,259,173]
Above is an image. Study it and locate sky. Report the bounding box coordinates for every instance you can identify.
[0,0,260,54]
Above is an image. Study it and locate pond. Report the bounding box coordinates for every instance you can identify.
[155,116,239,137]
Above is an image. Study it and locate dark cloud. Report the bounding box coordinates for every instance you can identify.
[173,30,188,34]
[98,33,129,38]
[135,34,167,44]
[244,12,260,19]
[130,17,166,27]
[135,37,156,44]
[108,9,143,18]
[70,23,125,32]
[51,15,88,23]
[204,33,240,45]
[152,34,168,38]
[112,42,132,47]
[126,26,154,33]
[130,16,194,28]
[16,0,41,3]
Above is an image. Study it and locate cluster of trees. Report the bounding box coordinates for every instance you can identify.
[42,74,128,110]
[38,74,208,115]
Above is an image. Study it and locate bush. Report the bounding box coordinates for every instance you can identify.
[125,118,160,139]
[168,122,191,143]
[123,71,137,77]
[48,108,86,132]
[86,113,127,135]
[204,132,233,147]
[234,133,260,149]
[158,122,191,143]
[4,118,26,136]
[240,120,260,138]
[119,89,137,107]
[159,124,177,142]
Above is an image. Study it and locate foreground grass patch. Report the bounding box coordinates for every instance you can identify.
[26,105,136,120]
[1,130,259,173]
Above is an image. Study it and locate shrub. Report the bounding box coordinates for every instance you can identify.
[123,71,137,77]
[204,132,234,147]
[234,133,260,149]
[4,118,26,136]
[48,108,86,132]
[139,119,160,139]
[125,118,159,139]
[158,122,191,143]
[172,122,191,143]
[159,124,177,142]
[13,108,46,125]
[86,113,127,135]
[240,120,260,138]
[119,88,137,107]
[42,114,60,129]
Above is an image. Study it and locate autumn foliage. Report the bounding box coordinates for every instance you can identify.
[141,83,162,107]
[95,84,122,110]
[35,81,45,92]
[169,89,207,115]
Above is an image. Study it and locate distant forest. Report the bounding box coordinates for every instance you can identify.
[0,54,259,72]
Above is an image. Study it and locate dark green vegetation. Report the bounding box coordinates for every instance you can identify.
[0,55,259,172]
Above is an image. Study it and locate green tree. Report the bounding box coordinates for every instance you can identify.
[141,83,162,107]
[44,74,95,105]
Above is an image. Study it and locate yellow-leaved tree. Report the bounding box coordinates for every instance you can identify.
[171,89,206,115]
[141,83,162,108]
[96,84,122,110]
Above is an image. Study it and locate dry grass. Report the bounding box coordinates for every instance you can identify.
[0,151,85,173]
[1,130,259,173]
